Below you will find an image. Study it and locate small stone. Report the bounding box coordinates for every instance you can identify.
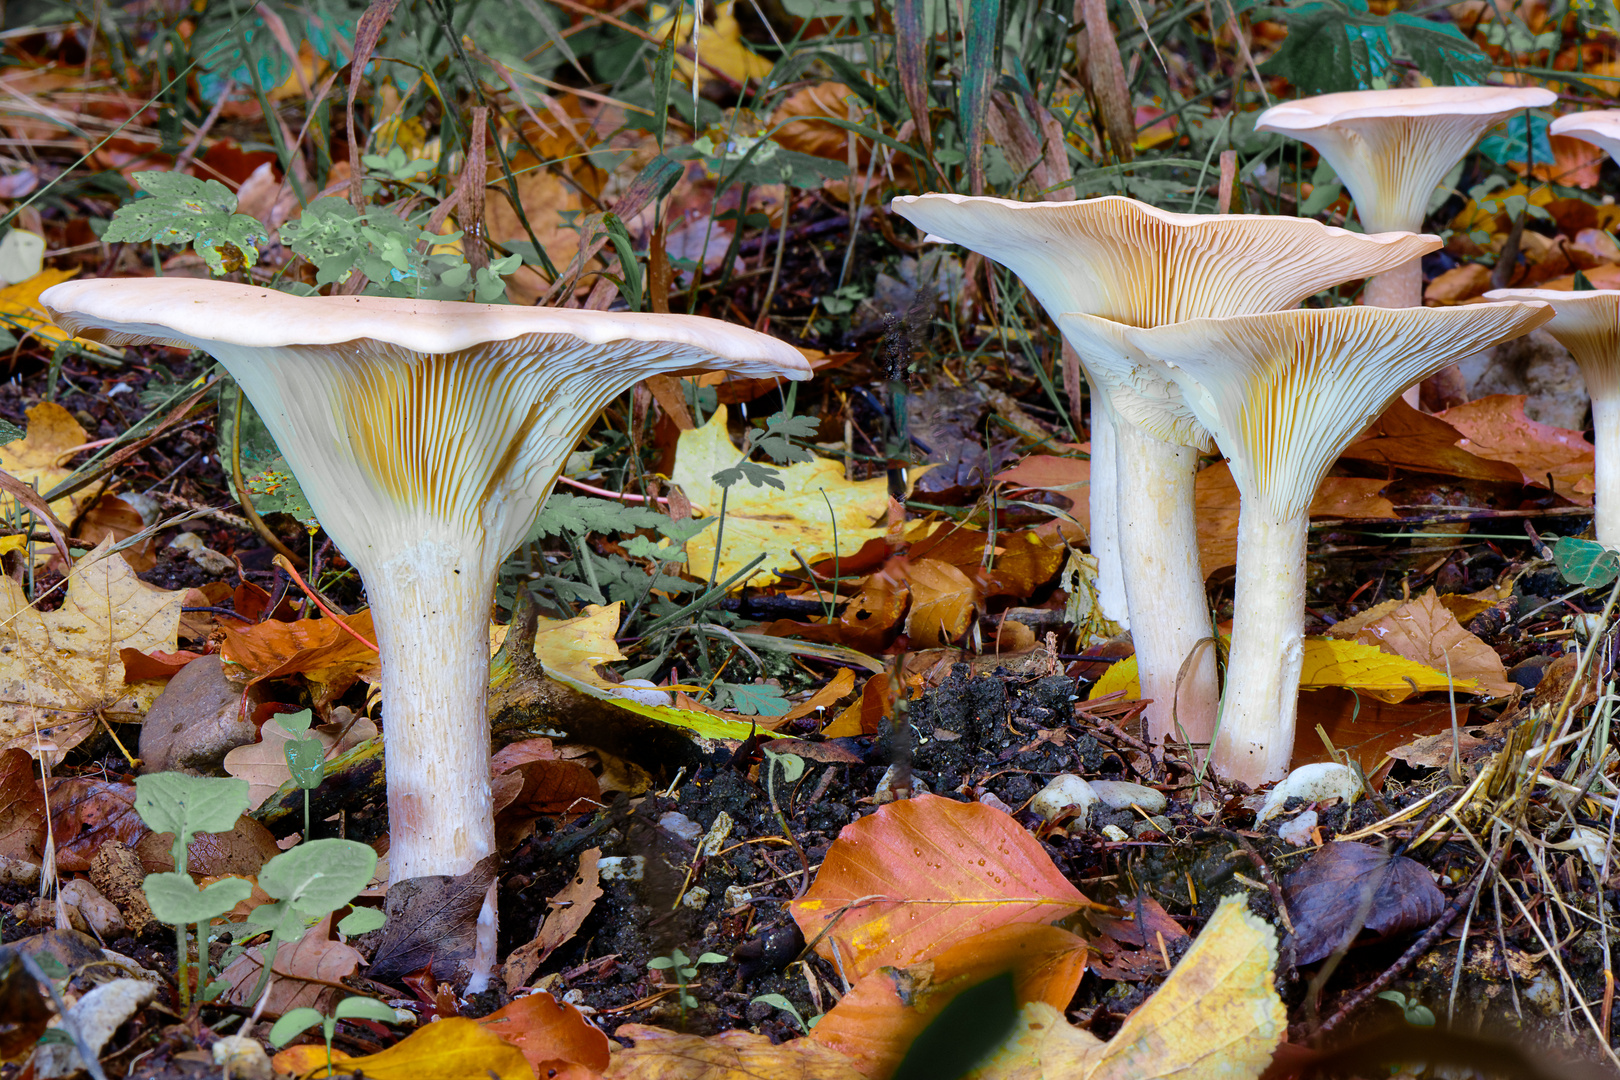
[658,812,702,844]
[1277,810,1318,847]
[59,879,125,940]
[724,885,753,908]
[1088,780,1168,813]
[681,886,710,910]
[1029,774,1099,829]
[137,655,259,775]
[872,765,930,804]
[1257,762,1361,823]
[599,856,645,882]
[1100,824,1130,841]
[211,1034,272,1080]
[611,679,673,706]
[168,531,235,575]
[1464,329,1590,430]
[0,853,40,886]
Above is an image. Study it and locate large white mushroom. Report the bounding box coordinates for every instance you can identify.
[41,278,811,885]
[889,193,1436,751]
[1073,300,1552,786]
[1486,287,1620,542]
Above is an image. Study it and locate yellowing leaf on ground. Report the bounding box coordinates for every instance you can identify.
[1348,588,1514,699]
[0,401,95,559]
[904,558,977,647]
[966,895,1285,1080]
[0,540,185,761]
[648,1,774,85]
[608,1024,863,1080]
[670,404,905,585]
[790,794,1088,980]
[548,670,774,742]
[1093,635,1478,704]
[810,924,1088,1079]
[295,1017,533,1080]
[534,603,628,688]
[0,268,120,356]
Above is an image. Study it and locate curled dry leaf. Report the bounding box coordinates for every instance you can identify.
[0,748,45,861]
[607,1024,864,1080]
[809,923,1088,1078]
[135,814,281,877]
[964,895,1285,1080]
[0,541,186,761]
[1348,588,1514,699]
[503,848,603,993]
[477,990,611,1075]
[218,609,380,703]
[219,913,361,1014]
[790,793,1088,980]
[1284,842,1447,965]
[903,558,977,647]
[1436,394,1595,504]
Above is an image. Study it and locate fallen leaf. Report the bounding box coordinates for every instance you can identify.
[47,777,147,874]
[670,404,902,585]
[1350,589,1514,698]
[76,494,157,571]
[0,748,44,861]
[271,1045,353,1077]
[135,815,282,876]
[0,542,187,761]
[1196,462,1395,576]
[531,603,628,688]
[220,914,362,1014]
[608,1025,863,1080]
[0,402,89,565]
[1383,725,1494,769]
[779,667,857,723]
[1085,892,1189,982]
[995,452,1090,495]
[117,648,206,681]
[762,572,909,654]
[964,895,1285,1080]
[302,1017,534,1080]
[810,923,1088,1078]
[823,670,903,738]
[1435,394,1595,503]
[654,0,775,85]
[904,558,977,647]
[1293,689,1471,773]
[218,610,379,703]
[1284,842,1446,965]
[0,268,115,355]
[1339,399,1522,484]
[370,855,497,984]
[223,715,379,811]
[478,991,611,1075]
[1422,262,1492,305]
[790,793,1088,980]
[770,83,864,162]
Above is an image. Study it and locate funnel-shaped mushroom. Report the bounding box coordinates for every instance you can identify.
[1549,110,1620,164]
[890,193,1437,751]
[41,278,810,884]
[1089,301,1551,786]
[1486,287,1620,541]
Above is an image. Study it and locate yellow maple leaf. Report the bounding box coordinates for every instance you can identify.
[1092,638,1478,705]
[0,401,94,544]
[966,895,1285,1080]
[488,601,628,688]
[0,539,186,761]
[649,0,775,85]
[669,403,905,586]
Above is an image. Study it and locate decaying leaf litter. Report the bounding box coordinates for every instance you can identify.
[1,0,1620,1077]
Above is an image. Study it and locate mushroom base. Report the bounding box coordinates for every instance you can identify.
[1114,422,1218,752]
[367,537,498,885]
[1088,394,1129,630]
[1211,507,1308,787]
[1595,395,1620,545]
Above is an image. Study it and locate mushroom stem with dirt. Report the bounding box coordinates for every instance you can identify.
[888,193,1438,753]
[1486,287,1620,542]
[1082,301,1552,786]
[40,278,810,885]
[1256,86,1556,406]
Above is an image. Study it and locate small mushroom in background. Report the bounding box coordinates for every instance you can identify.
[1485,287,1620,543]
[1099,300,1552,787]
[1549,110,1620,164]
[1256,86,1557,405]
[889,193,1436,754]
[41,279,810,901]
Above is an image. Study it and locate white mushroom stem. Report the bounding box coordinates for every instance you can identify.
[1087,394,1128,629]
[1362,258,1422,312]
[1213,507,1307,785]
[1113,420,1217,750]
[366,537,497,881]
[1594,393,1620,543]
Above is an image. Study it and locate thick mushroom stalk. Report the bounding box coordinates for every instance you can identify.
[1487,288,1620,542]
[1119,302,1551,786]
[889,192,1437,751]
[1257,87,1555,405]
[41,278,810,884]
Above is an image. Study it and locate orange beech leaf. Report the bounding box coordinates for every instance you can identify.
[823,671,903,738]
[219,610,380,701]
[1435,394,1595,504]
[478,991,610,1076]
[810,923,1088,1079]
[780,667,857,723]
[903,558,977,647]
[607,1025,862,1080]
[117,648,206,681]
[790,794,1088,980]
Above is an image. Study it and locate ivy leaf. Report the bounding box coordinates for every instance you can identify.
[1552,535,1620,587]
[1476,112,1555,169]
[1259,0,1488,95]
[103,172,268,274]
[712,681,792,716]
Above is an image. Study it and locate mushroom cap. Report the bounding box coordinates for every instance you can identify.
[42,278,812,571]
[1549,110,1620,165]
[1255,87,1557,233]
[39,278,812,380]
[891,193,1436,445]
[1115,301,1553,518]
[1486,286,1620,394]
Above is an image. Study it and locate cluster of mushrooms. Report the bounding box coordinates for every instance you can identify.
[30,86,1620,905]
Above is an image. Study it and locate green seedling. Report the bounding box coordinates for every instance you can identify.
[1376,990,1436,1027]
[273,708,325,839]
[134,772,252,1006]
[648,948,727,1013]
[750,993,817,1033]
[269,994,402,1074]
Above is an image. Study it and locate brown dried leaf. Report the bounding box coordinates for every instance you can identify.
[904,558,977,647]
[220,913,361,1014]
[0,748,43,861]
[607,1026,863,1080]
[223,714,379,811]
[48,776,147,873]
[1351,588,1515,698]
[502,848,603,993]
[1435,394,1595,503]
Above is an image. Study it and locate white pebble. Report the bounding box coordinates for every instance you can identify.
[1030,774,1099,829]
[1089,780,1167,813]
[1277,810,1318,847]
[1257,762,1361,823]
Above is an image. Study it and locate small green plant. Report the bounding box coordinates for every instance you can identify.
[1376,990,1436,1027]
[272,708,325,839]
[648,948,727,1012]
[750,993,817,1033]
[134,773,254,1006]
[101,172,269,275]
[269,995,402,1074]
